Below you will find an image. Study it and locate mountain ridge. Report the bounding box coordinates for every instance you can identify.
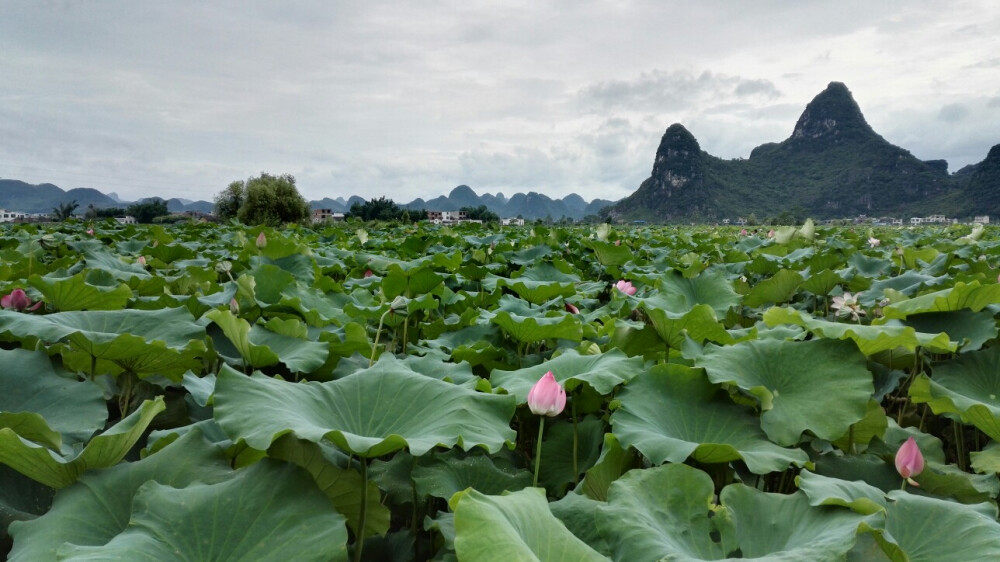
[607,81,999,223]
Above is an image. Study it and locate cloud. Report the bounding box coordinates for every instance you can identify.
[577,70,781,113]
[938,103,971,122]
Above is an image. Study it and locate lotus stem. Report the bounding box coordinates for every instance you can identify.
[354,458,369,562]
[533,417,546,488]
[954,421,966,471]
[370,307,392,367]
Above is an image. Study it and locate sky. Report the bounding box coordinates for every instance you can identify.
[2,1,999,205]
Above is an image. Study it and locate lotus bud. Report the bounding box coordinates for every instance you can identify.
[86,228,95,236]
[137,255,147,266]
[2,288,38,311]
[895,436,925,487]
[364,269,374,278]
[256,231,267,248]
[868,237,880,248]
[526,371,566,417]
[564,302,580,314]
[229,298,240,315]
[614,279,637,296]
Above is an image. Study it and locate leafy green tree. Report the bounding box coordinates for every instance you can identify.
[346,197,428,222]
[460,205,500,223]
[214,181,246,221]
[234,173,310,226]
[52,200,79,221]
[127,199,170,224]
[95,207,128,218]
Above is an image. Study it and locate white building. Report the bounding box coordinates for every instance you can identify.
[501,217,525,226]
[0,208,27,222]
[974,215,990,224]
[114,216,138,225]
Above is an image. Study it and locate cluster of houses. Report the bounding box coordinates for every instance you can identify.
[310,208,525,226]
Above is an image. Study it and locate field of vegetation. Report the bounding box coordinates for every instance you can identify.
[3,218,1000,561]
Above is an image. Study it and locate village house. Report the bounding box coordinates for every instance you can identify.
[0,208,27,222]
[312,208,345,223]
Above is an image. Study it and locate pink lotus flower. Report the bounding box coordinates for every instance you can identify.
[137,255,147,266]
[1,288,42,312]
[527,371,566,417]
[614,239,621,246]
[767,229,775,238]
[739,229,748,236]
[564,302,580,314]
[86,229,94,236]
[895,436,925,487]
[256,231,267,248]
[868,237,880,248]
[364,269,374,278]
[615,280,637,296]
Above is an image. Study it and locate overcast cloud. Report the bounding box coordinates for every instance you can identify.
[1,0,998,203]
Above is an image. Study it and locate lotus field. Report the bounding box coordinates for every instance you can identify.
[5,219,1000,561]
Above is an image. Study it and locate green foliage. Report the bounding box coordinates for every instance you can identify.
[50,200,78,221]
[219,173,310,226]
[126,198,169,224]
[346,196,427,222]
[460,204,500,222]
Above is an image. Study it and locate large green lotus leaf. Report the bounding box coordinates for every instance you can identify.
[450,487,606,562]
[595,462,737,561]
[908,346,1000,441]
[649,268,740,316]
[971,441,1000,474]
[267,434,389,539]
[915,461,1000,504]
[548,492,610,557]
[797,469,887,515]
[902,310,997,351]
[579,433,640,502]
[0,348,106,451]
[205,309,328,373]
[800,268,846,296]
[723,485,865,561]
[495,262,580,305]
[411,450,532,500]
[763,306,956,355]
[0,398,165,489]
[585,239,633,267]
[79,248,152,282]
[490,348,645,401]
[248,263,297,304]
[864,270,944,305]
[1,465,53,552]
[0,307,209,379]
[54,459,348,562]
[640,303,735,348]
[831,399,888,453]
[867,491,1000,561]
[27,271,133,311]
[214,357,516,457]
[381,263,444,298]
[696,338,873,446]
[611,364,809,473]
[6,427,232,562]
[490,310,583,344]
[743,268,804,307]
[253,254,315,285]
[537,416,605,495]
[882,281,1000,319]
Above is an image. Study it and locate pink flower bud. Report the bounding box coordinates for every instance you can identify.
[364,269,374,278]
[614,239,621,246]
[895,436,925,485]
[1,288,41,311]
[526,371,566,417]
[767,229,775,238]
[256,231,267,248]
[564,302,580,314]
[739,229,748,236]
[229,298,240,315]
[137,255,147,266]
[615,279,637,296]
[86,229,95,236]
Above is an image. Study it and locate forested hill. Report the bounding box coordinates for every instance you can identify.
[606,82,1000,223]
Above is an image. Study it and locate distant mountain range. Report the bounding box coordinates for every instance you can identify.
[606,82,1000,222]
[0,180,614,221]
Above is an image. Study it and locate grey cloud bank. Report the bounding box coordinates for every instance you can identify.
[1,1,998,204]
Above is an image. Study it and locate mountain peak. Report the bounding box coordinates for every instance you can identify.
[790,82,875,142]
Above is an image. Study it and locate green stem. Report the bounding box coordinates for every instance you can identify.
[848,425,856,455]
[354,458,369,562]
[369,308,392,367]
[954,421,966,471]
[533,417,546,488]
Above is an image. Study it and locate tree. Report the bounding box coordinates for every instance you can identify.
[232,173,310,226]
[460,205,500,223]
[52,200,79,221]
[214,181,245,221]
[345,197,427,222]
[127,198,170,224]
